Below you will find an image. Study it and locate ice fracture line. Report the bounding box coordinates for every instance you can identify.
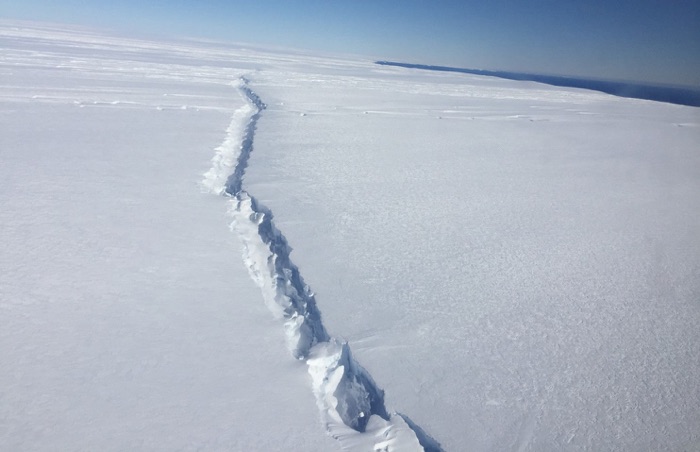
[202,77,444,451]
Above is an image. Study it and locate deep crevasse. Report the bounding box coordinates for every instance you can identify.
[202,77,442,451]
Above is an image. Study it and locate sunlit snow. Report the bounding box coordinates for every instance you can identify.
[2,21,699,451]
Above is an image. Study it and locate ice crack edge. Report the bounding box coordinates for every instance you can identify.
[203,77,443,451]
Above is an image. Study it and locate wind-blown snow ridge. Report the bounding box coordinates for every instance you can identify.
[203,77,444,451]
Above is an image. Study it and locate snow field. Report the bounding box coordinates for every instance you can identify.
[3,20,700,452]
[1,22,338,451]
[244,64,700,451]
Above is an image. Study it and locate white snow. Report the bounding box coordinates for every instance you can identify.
[243,62,700,451]
[201,88,256,195]
[3,20,700,452]
[0,21,337,451]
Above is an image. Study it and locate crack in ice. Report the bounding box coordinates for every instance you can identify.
[203,77,443,451]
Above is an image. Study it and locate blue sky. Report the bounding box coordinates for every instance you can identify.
[3,0,700,87]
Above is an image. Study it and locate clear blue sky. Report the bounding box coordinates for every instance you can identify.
[3,0,700,87]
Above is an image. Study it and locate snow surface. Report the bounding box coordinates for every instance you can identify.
[245,62,700,451]
[0,22,337,451]
[3,21,700,451]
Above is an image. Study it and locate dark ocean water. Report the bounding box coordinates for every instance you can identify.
[376,61,700,108]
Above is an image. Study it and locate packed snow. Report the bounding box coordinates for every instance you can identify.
[2,21,700,451]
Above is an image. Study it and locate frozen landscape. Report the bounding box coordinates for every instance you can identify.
[2,21,700,451]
